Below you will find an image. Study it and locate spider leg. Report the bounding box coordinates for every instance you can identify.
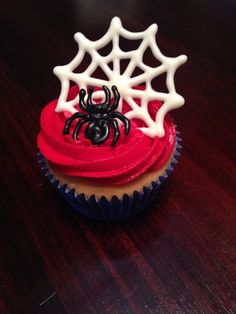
[109,112,130,135]
[101,85,111,110]
[87,86,95,107]
[72,119,89,140]
[79,88,87,112]
[108,118,120,146]
[108,86,120,112]
[63,112,87,135]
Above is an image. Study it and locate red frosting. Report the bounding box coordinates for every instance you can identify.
[37,86,176,185]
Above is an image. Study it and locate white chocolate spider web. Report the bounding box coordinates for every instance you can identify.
[53,17,187,138]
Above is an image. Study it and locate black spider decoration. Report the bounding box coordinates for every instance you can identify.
[63,85,130,146]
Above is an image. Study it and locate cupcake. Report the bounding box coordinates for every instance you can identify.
[37,17,187,220]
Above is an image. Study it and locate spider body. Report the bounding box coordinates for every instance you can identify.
[63,85,130,146]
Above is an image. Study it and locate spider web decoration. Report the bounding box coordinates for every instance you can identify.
[53,17,187,138]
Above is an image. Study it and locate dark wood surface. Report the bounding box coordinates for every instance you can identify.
[0,0,236,313]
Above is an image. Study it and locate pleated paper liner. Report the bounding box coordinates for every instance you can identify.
[38,133,182,220]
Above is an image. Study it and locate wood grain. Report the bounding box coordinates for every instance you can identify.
[0,0,236,313]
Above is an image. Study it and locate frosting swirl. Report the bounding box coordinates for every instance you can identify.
[37,86,176,185]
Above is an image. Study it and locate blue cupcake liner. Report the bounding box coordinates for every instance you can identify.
[38,133,182,220]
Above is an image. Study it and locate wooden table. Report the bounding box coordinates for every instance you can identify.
[0,0,235,313]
